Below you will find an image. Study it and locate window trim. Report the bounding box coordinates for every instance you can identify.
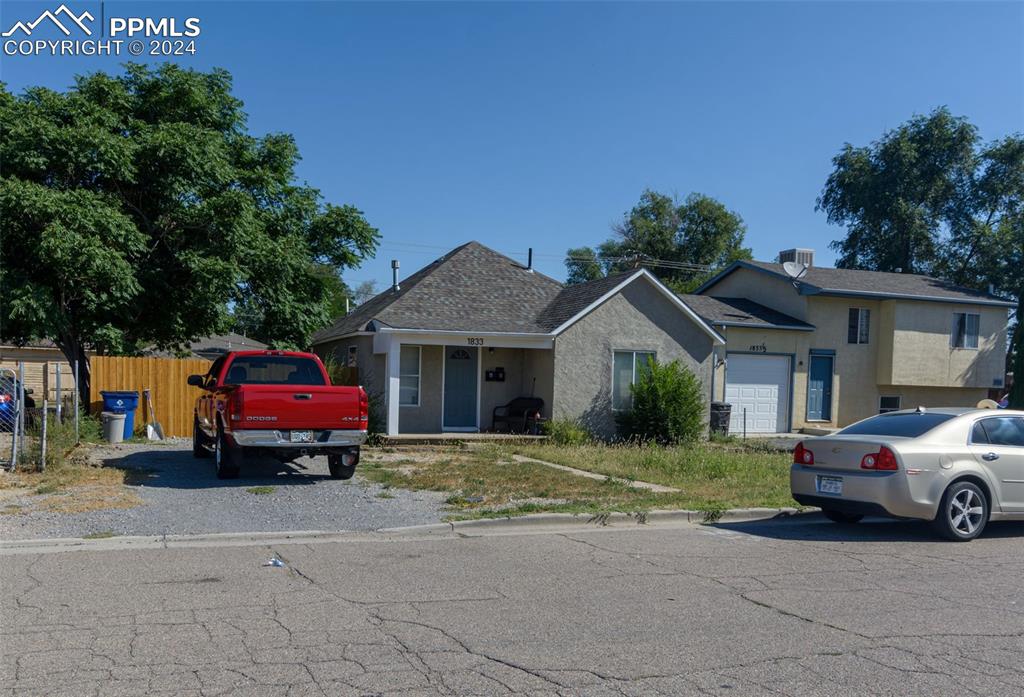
[951,312,980,350]
[611,349,656,412]
[878,395,901,414]
[399,345,422,408]
[847,307,870,345]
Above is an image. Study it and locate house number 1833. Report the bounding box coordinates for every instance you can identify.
[467,337,485,346]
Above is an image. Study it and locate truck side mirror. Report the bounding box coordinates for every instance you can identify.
[187,374,206,389]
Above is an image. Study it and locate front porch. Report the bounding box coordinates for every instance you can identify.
[375,329,555,436]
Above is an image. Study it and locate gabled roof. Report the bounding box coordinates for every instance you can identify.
[680,295,814,331]
[696,260,1016,308]
[312,242,564,342]
[312,243,724,345]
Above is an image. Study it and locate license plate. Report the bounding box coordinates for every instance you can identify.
[817,475,843,495]
[289,430,314,443]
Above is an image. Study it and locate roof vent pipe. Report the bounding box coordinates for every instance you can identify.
[527,248,533,272]
[391,259,400,292]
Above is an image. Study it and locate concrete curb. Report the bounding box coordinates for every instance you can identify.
[0,507,820,554]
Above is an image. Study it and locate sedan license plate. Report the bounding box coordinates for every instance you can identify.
[289,430,314,444]
[817,475,843,496]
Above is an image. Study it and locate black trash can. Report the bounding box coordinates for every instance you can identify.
[709,401,732,436]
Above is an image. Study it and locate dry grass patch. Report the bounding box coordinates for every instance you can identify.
[0,444,142,515]
[360,442,795,519]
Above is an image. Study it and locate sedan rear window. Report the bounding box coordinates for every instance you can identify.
[223,356,326,385]
[838,412,957,438]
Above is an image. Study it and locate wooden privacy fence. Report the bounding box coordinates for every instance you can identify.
[90,356,211,438]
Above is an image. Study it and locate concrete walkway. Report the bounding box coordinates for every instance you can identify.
[511,454,680,493]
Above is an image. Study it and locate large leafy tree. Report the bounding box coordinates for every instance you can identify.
[819,107,978,275]
[565,190,751,291]
[0,64,379,403]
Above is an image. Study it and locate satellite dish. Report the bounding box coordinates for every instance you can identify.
[977,398,1000,410]
[783,261,809,280]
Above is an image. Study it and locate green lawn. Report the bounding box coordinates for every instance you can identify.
[359,441,796,520]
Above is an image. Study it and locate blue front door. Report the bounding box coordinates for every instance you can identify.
[443,346,479,430]
[807,354,834,421]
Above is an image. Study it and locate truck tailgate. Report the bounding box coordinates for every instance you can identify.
[233,385,362,431]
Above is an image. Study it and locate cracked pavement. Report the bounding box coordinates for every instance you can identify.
[3,516,1024,696]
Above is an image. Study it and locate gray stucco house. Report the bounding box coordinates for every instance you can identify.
[311,242,724,437]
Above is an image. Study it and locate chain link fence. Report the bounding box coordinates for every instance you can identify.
[2,361,81,472]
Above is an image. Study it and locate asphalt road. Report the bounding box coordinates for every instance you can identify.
[4,515,1024,696]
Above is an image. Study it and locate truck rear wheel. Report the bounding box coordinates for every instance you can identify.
[328,452,358,480]
[215,428,242,480]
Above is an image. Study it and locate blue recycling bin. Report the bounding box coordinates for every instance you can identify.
[100,391,140,439]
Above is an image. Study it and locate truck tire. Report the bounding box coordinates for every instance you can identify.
[192,417,211,459]
[328,454,357,480]
[214,427,242,479]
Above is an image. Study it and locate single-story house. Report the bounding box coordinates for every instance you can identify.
[311,241,724,437]
[689,250,1014,434]
[145,332,268,361]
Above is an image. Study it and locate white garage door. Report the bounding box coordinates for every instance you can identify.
[724,354,791,434]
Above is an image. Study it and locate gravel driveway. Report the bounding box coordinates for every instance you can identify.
[0,441,446,540]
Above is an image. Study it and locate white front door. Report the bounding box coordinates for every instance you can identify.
[725,354,791,434]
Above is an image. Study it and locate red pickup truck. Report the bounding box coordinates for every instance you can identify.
[189,351,368,480]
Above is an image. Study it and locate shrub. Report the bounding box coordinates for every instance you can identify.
[618,358,704,445]
[542,418,592,446]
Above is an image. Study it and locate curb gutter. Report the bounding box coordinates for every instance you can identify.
[0,507,819,555]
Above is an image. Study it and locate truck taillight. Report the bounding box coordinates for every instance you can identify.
[793,442,814,465]
[358,387,368,430]
[228,390,244,421]
[861,446,898,471]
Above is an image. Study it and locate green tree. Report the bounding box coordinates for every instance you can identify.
[0,64,379,404]
[565,190,751,290]
[819,107,978,274]
[564,246,604,285]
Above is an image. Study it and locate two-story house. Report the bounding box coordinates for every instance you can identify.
[689,250,1014,435]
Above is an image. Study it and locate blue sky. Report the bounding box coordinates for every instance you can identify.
[3,1,1023,289]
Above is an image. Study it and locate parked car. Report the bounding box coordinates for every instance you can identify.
[791,407,1024,541]
[0,375,35,432]
[189,351,368,480]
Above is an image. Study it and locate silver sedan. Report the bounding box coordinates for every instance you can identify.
[791,407,1024,541]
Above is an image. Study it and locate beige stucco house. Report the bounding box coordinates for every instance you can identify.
[311,242,724,438]
[689,250,1014,434]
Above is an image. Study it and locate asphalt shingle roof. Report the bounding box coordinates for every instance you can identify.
[680,295,814,330]
[739,261,1015,306]
[535,272,639,332]
[312,242,565,341]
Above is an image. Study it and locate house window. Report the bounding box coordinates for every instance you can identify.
[879,396,901,414]
[612,351,655,411]
[346,345,358,368]
[399,346,421,406]
[847,308,870,344]
[951,313,980,349]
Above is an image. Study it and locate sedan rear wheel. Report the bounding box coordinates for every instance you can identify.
[933,481,988,541]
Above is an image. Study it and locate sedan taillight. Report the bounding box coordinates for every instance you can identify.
[793,442,814,465]
[861,446,898,471]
